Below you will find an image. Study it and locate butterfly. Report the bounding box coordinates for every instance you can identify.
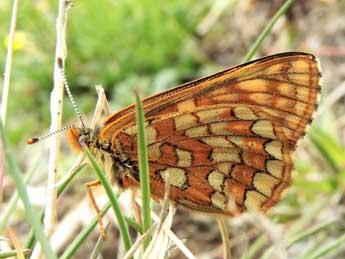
[68,52,321,216]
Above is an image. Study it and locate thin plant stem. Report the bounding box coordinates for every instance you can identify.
[0,0,19,210]
[217,218,231,259]
[0,249,31,258]
[0,156,38,233]
[59,203,111,259]
[31,1,71,258]
[1,0,19,126]
[0,123,56,259]
[123,223,158,259]
[242,0,294,63]
[82,145,132,253]
[135,90,152,249]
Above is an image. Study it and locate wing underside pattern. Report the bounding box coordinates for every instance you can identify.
[98,52,321,215]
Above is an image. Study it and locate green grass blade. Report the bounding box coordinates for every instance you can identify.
[308,126,345,174]
[135,90,152,249]
[82,145,132,252]
[59,201,142,259]
[0,122,57,259]
[0,249,31,258]
[242,0,294,63]
[287,219,337,248]
[90,224,110,259]
[24,160,142,252]
[298,234,328,259]
[286,198,328,237]
[60,202,111,259]
[125,217,144,234]
[0,157,38,233]
[241,234,269,259]
[306,233,345,259]
[24,163,85,249]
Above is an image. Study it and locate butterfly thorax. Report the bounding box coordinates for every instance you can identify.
[68,127,139,190]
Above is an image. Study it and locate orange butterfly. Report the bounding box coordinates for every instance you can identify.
[68,52,321,216]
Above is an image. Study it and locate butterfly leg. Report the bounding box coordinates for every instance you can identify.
[86,179,107,239]
[89,85,111,130]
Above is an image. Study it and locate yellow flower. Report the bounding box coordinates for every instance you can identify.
[4,31,27,51]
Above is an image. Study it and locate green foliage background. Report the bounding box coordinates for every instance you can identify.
[1,0,345,258]
[0,0,208,145]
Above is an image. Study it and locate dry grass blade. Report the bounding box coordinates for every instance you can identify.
[6,226,24,259]
[143,179,173,259]
[31,1,71,258]
[217,218,231,259]
[54,84,109,189]
[53,154,85,189]
[123,223,157,259]
[143,206,176,259]
[135,198,196,259]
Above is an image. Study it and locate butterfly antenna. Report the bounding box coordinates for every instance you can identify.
[27,125,77,144]
[57,58,86,128]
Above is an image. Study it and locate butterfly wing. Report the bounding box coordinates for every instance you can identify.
[102,52,321,148]
[113,105,292,215]
[100,52,321,215]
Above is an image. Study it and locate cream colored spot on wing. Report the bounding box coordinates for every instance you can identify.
[124,125,137,136]
[211,148,241,163]
[244,190,267,212]
[251,120,276,139]
[253,172,280,197]
[237,79,268,92]
[160,168,187,188]
[208,170,225,191]
[196,108,228,123]
[211,192,226,209]
[265,64,284,74]
[265,141,283,160]
[175,114,198,131]
[210,122,229,135]
[228,136,244,148]
[201,136,234,148]
[266,160,284,178]
[146,126,157,145]
[233,107,258,120]
[148,143,161,160]
[216,162,233,175]
[186,125,208,138]
[285,113,300,128]
[176,149,192,167]
[177,99,196,112]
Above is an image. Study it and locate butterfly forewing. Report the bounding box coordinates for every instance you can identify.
[95,52,321,215]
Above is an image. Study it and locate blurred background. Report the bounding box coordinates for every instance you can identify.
[1,0,345,258]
